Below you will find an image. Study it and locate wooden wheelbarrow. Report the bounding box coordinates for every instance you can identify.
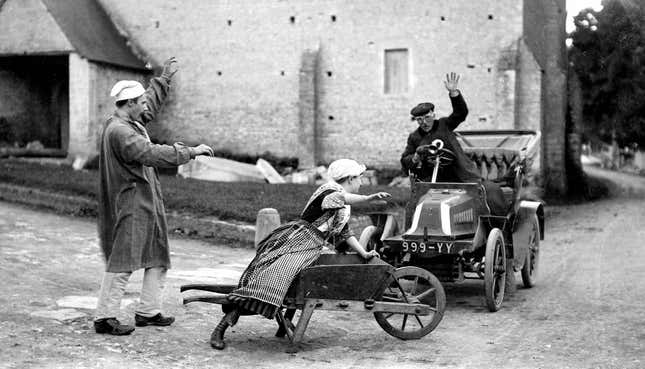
[181,254,446,352]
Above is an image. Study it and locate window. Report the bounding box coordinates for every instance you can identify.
[384,49,409,94]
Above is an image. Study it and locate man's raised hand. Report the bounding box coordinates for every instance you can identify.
[162,57,178,79]
[444,72,460,94]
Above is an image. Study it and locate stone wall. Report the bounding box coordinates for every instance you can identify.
[527,0,567,196]
[0,0,568,184]
[67,53,148,159]
[96,0,528,168]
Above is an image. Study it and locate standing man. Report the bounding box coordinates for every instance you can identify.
[400,72,507,215]
[94,57,214,335]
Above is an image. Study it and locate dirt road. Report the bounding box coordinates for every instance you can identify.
[1,169,644,369]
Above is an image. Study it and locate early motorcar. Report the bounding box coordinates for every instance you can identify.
[361,130,544,312]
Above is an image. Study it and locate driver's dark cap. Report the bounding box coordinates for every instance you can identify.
[410,102,435,117]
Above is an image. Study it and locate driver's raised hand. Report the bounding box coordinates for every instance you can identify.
[444,72,460,96]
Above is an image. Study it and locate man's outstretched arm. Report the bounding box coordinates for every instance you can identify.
[142,57,178,123]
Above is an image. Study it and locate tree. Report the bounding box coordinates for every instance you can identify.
[569,0,645,148]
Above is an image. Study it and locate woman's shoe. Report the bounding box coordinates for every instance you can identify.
[210,319,229,350]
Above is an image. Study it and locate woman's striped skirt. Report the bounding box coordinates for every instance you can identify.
[224,220,325,321]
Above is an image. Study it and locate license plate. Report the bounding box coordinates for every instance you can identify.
[401,241,455,254]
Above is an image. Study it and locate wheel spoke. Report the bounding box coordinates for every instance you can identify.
[384,312,395,319]
[415,287,436,301]
[382,295,402,302]
[395,280,410,303]
[414,314,425,327]
[401,314,408,330]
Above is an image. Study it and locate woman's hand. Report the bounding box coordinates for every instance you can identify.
[362,250,380,259]
[369,192,391,201]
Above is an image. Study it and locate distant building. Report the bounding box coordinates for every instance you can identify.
[0,0,568,194]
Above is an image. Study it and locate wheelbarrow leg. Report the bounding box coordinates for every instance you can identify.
[275,308,296,338]
[286,301,316,353]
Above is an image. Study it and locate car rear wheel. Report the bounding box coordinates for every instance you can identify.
[484,228,506,312]
[521,214,540,288]
[374,266,446,340]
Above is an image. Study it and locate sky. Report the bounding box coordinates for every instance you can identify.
[566,0,604,32]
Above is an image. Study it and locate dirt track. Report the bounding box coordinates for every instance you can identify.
[1,167,644,369]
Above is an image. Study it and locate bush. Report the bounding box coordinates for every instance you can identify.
[84,147,300,175]
[374,167,404,185]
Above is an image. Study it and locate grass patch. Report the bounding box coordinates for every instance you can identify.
[0,159,409,223]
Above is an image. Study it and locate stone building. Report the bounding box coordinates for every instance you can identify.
[0,0,568,194]
[0,0,150,160]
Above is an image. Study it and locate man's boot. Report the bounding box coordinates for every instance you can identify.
[94,318,135,336]
[134,313,175,327]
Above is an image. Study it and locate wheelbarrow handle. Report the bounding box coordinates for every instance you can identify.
[180,283,237,294]
[183,294,230,305]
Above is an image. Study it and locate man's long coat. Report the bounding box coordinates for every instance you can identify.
[98,75,192,272]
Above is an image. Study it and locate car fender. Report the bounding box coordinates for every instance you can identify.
[513,201,544,240]
[511,201,544,270]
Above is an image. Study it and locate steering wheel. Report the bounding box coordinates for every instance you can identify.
[429,147,456,167]
[417,142,456,168]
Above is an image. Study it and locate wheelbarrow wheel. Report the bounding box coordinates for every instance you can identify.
[374,266,445,340]
[484,228,506,312]
[521,214,540,288]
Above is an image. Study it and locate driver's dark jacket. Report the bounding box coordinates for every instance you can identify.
[400,93,481,182]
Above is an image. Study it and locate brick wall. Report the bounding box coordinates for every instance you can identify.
[96,0,528,168]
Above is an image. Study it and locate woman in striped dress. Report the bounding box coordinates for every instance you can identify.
[210,159,391,350]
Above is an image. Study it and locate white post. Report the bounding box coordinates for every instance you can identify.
[255,208,281,248]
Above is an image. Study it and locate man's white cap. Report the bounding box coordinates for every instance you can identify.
[327,159,366,182]
[110,80,145,101]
